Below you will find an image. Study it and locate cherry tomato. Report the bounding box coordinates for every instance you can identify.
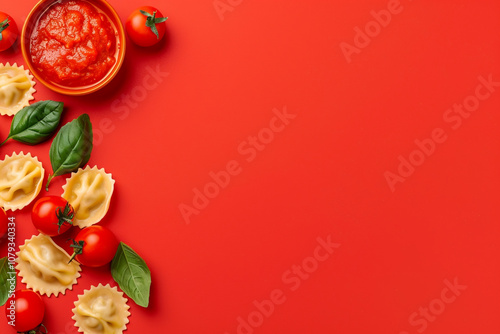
[5,290,45,332]
[0,208,7,240]
[70,226,119,267]
[126,6,168,47]
[32,196,74,236]
[0,12,18,52]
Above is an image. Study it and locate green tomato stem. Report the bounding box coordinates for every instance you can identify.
[141,10,168,39]
[56,202,74,234]
[0,18,9,41]
[68,240,84,264]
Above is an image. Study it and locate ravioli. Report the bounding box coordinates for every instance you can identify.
[0,62,36,116]
[16,234,81,297]
[62,166,115,228]
[72,284,130,334]
[0,152,44,211]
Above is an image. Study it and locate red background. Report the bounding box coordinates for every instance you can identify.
[1,0,500,333]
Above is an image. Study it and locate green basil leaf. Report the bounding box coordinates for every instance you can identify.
[0,257,15,306]
[46,113,93,190]
[0,100,64,146]
[111,242,151,307]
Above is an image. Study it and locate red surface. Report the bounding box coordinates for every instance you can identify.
[1,0,500,333]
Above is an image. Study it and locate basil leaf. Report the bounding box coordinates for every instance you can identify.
[0,100,64,146]
[46,113,93,190]
[111,242,151,307]
[0,257,15,306]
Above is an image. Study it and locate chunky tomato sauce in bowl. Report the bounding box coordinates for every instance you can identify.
[21,0,126,95]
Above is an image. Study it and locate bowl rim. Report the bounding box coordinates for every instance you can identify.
[21,0,126,96]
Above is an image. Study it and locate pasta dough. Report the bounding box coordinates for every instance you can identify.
[62,166,115,228]
[72,284,130,334]
[16,234,81,297]
[0,62,36,116]
[0,152,44,211]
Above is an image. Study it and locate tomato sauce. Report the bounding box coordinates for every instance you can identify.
[30,0,117,87]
